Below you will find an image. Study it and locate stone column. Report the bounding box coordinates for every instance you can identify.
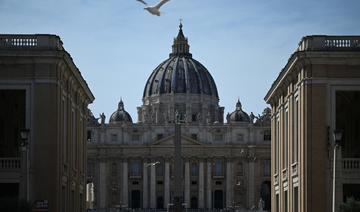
[150,161,156,208]
[122,160,128,208]
[164,161,170,208]
[99,162,107,208]
[248,160,255,208]
[143,161,148,208]
[186,104,192,123]
[206,160,212,209]
[199,160,205,208]
[184,160,190,208]
[226,160,233,208]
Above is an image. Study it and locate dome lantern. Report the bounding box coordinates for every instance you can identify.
[169,22,192,58]
[143,23,219,99]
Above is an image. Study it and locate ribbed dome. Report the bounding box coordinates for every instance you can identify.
[109,100,133,124]
[143,23,219,99]
[227,100,250,123]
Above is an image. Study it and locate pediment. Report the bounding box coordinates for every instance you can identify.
[152,134,202,146]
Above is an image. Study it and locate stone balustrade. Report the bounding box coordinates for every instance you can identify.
[0,157,21,169]
[342,158,360,170]
[297,36,360,51]
[0,34,63,50]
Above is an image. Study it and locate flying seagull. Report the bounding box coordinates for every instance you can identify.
[146,161,160,167]
[136,0,147,5]
[136,0,170,16]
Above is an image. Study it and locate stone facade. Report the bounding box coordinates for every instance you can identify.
[265,36,360,212]
[0,34,94,212]
[87,25,271,211]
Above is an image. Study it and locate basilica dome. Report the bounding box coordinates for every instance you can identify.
[109,100,133,124]
[143,23,219,99]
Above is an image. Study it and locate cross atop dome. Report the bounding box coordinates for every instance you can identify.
[170,21,192,58]
[236,99,242,110]
[118,98,124,110]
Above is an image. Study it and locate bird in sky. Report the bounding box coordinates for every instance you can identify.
[146,161,160,167]
[136,0,170,16]
[136,0,147,5]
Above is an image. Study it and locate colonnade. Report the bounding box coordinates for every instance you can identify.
[95,158,257,209]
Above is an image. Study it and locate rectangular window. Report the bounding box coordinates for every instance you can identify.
[336,90,360,158]
[131,160,141,176]
[284,109,289,168]
[72,110,76,167]
[191,133,198,140]
[214,160,223,176]
[237,133,244,142]
[63,98,67,163]
[214,134,223,141]
[0,90,26,157]
[275,193,279,212]
[263,160,271,176]
[157,133,163,140]
[191,162,199,176]
[192,114,197,122]
[264,130,271,141]
[284,190,288,212]
[293,99,299,163]
[87,130,92,142]
[111,133,117,142]
[275,117,280,173]
[156,162,164,176]
[132,134,140,141]
[294,187,299,212]
[236,162,243,176]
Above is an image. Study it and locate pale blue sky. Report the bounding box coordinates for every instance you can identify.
[1,0,360,120]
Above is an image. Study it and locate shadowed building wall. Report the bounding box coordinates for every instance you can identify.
[265,36,360,212]
[0,34,94,212]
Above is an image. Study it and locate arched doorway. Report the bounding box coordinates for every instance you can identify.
[214,190,223,209]
[260,181,271,210]
[190,196,198,209]
[131,190,141,208]
[157,196,164,209]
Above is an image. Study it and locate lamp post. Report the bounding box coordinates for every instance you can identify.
[332,129,343,212]
[20,128,30,202]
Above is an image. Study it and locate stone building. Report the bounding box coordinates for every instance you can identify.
[87,24,271,211]
[0,34,94,212]
[265,36,360,212]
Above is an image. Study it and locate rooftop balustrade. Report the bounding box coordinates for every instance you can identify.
[0,34,63,50]
[298,35,360,51]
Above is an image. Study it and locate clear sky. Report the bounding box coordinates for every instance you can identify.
[1,0,360,121]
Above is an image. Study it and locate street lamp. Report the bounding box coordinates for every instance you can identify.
[19,128,30,202]
[332,129,343,212]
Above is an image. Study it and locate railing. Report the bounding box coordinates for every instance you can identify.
[0,34,63,50]
[297,36,360,51]
[342,158,360,170]
[0,158,21,169]
[87,209,249,212]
